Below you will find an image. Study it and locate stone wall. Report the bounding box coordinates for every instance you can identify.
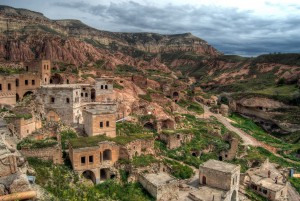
[199,165,240,192]
[159,133,193,149]
[37,85,82,124]
[20,145,63,164]
[123,139,155,159]
[8,117,41,139]
[82,110,116,137]
[138,173,179,201]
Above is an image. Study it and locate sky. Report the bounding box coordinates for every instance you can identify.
[1,0,300,56]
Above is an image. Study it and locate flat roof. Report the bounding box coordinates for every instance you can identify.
[70,133,153,148]
[84,108,115,115]
[142,173,176,187]
[189,186,226,201]
[40,84,89,89]
[200,159,239,173]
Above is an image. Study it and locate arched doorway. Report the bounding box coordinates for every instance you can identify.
[144,122,155,131]
[16,93,20,102]
[219,156,223,161]
[100,168,109,181]
[23,91,33,98]
[161,119,175,130]
[82,170,96,184]
[173,91,179,97]
[91,88,96,102]
[202,176,206,185]
[50,74,64,84]
[231,190,237,201]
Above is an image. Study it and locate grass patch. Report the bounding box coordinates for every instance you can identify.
[138,93,152,102]
[0,67,25,75]
[163,158,193,179]
[132,155,158,167]
[60,130,77,150]
[290,177,300,194]
[70,122,154,148]
[113,81,124,90]
[17,138,58,150]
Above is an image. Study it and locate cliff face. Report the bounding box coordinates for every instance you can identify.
[0,5,220,65]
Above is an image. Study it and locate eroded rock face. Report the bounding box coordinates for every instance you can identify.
[9,174,32,194]
[238,97,287,109]
[0,184,6,196]
[0,5,220,66]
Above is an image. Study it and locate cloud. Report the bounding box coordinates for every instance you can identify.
[51,1,300,56]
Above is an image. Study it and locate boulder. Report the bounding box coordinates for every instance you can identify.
[0,184,6,196]
[220,104,229,116]
[9,174,31,194]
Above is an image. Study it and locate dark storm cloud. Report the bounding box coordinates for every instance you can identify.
[52,1,300,56]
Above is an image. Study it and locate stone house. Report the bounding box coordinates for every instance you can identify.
[159,132,193,149]
[189,159,240,201]
[0,60,50,106]
[69,139,120,184]
[82,107,116,138]
[24,60,51,85]
[7,116,42,139]
[245,159,288,201]
[138,172,179,201]
[37,84,82,124]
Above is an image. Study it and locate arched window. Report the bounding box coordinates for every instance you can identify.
[103,149,112,161]
[66,98,70,104]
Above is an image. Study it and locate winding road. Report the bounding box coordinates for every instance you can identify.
[196,102,300,165]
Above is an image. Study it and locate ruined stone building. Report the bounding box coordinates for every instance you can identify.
[189,159,240,201]
[0,60,50,106]
[7,116,42,139]
[159,132,193,149]
[68,133,155,184]
[83,107,116,138]
[244,159,288,201]
[69,139,119,184]
[138,172,179,201]
[37,84,82,124]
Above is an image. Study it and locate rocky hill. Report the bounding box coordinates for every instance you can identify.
[0,5,220,66]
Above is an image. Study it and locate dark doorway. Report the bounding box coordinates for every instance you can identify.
[143,122,155,131]
[100,169,108,180]
[82,170,96,184]
[219,156,223,161]
[16,93,20,102]
[23,91,33,98]
[103,149,112,161]
[91,88,96,102]
[202,176,206,185]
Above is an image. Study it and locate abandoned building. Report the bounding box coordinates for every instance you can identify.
[219,136,239,161]
[37,84,83,124]
[189,159,240,201]
[157,118,175,132]
[120,139,155,159]
[82,106,116,138]
[0,60,51,106]
[244,159,288,201]
[69,139,120,184]
[7,116,42,139]
[159,131,193,149]
[138,172,179,201]
[24,60,51,85]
